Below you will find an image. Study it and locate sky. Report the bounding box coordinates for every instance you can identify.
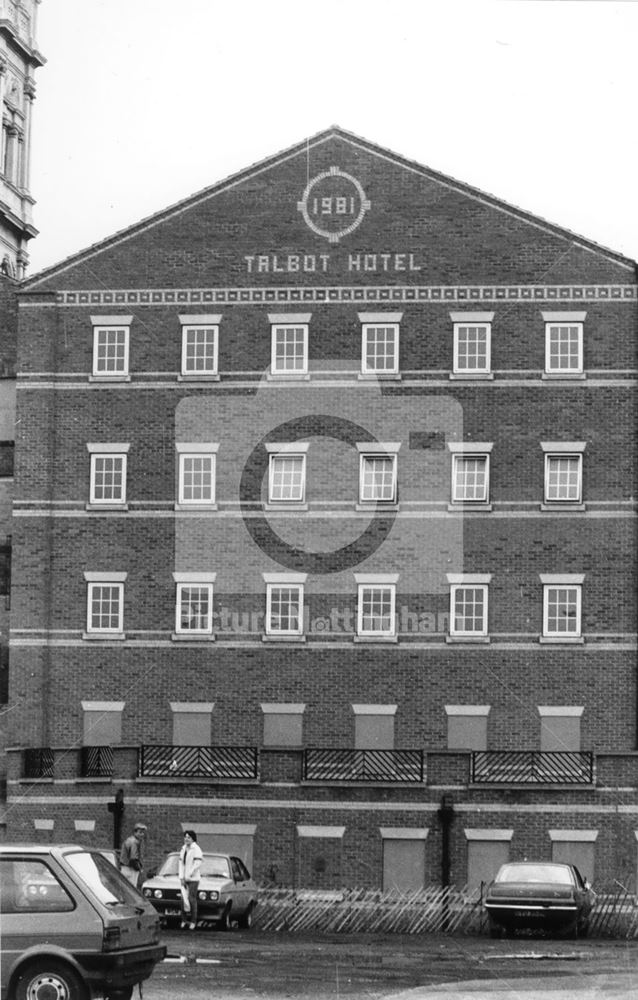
[26,0,638,276]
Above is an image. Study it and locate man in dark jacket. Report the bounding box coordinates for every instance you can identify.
[120,822,147,886]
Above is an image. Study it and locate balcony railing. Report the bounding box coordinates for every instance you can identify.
[24,747,54,779]
[81,745,114,778]
[304,748,425,783]
[138,745,258,780]
[471,750,594,784]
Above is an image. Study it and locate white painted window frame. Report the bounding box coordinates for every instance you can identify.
[540,574,584,642]
[90,315,132,380]
[180,314,221,377]
[87,442,129,508]
[355,573,398,639]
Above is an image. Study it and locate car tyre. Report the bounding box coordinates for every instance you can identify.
[238,902,255,930]
[577,918,589,938]
[105,990,134,1000]
[218,902,233,931]
[488,919,503,939]
[15,961,88,1000]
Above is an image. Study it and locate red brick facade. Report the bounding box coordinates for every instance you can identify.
[6,128,638,892]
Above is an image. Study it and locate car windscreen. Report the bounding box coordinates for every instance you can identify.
[200,856,231,878]
[496,864,574,884]
[157,854,232,878]
[65,850,146,906]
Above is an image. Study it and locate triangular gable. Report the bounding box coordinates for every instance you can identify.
[23,125,635,291]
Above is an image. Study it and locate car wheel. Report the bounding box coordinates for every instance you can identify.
[15,961,88,1000]
[488,919,503,939]
[577,918,589,938]
[218,902,233,931]
[105,990,134,1000]
[238,902,255,930]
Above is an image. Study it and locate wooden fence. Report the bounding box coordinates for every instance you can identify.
[253,884,638,938]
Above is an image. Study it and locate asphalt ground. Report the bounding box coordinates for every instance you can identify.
[143,927,638,1000]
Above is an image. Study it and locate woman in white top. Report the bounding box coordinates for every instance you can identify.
[178,829,203,929]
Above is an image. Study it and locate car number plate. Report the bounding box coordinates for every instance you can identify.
[164,907,180,915]
[515,909,535,917]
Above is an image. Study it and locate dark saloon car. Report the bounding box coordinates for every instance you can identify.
[485,861,595,938]
[142,851,259,929]
[0,843,165,1000]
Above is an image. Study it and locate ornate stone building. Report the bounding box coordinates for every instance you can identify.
[0,0,43,280]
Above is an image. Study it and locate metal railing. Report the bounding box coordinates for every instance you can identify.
[138,744,258,779]
[80,745,114,778]
[304,748,425,783]
[24,747,54,779]
[471,750,594,784]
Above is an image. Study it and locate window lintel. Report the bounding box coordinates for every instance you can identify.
[87,442,130,454]
[449,312,494,323]
[172,572,216,584]
[90,315,132,327]
[447,442,493,454]
[179,314,222,325]
[541,441,586,453]
[540,574,585,585]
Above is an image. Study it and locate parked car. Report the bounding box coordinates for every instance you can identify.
[142,851,259,929]
[0,843,166,1000]
[484,861,595,938]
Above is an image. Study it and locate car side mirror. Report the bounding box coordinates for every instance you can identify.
[146,868,156,879]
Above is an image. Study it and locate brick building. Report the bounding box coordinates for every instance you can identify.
[6,127,638,891]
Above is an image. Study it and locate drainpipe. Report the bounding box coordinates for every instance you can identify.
[438,793,455,929]
[107,788,125,850]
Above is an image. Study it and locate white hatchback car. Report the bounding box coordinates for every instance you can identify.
[0,843,165,1000]
[142,852,259,930]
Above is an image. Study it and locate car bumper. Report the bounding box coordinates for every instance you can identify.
[150,899,227,919]
[78,944,167,990]
[486,903,579,927]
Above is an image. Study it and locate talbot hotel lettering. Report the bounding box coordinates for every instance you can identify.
[244,252,422,274]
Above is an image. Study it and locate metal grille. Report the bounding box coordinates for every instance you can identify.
[304,748,424,783]
[24,747,54,779]
[81,745,114,778]
[471,750,594,784]
[138,745,258,779]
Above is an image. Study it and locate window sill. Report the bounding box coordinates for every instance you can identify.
[446,635,490,643]
[265,503,308,512]
[177,373,220,381]
[89,374,131,382]
[541,372,586,380]
[262,634,307,643]
[539,636,585,644]
[86,503,129,512]
[174,503,218,512]
[358,372,401,381]
[171,632,215,642]
[353,634,398,644]
[447,503,492,512]
[267,372,310,381]
[449,372,494,381]
[355,503,399,512]
[540,503,585,512]
[82,632,126,641]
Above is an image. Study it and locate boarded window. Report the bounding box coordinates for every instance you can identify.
[0,442,14,477]
[82,706,122,746]
[172,709,212,746]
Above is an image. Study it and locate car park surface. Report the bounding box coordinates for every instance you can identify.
[484,861,595,938]
[0,843,166,1000]
[142,851,259,930]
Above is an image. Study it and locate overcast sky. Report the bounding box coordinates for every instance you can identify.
[27,0,638,276]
